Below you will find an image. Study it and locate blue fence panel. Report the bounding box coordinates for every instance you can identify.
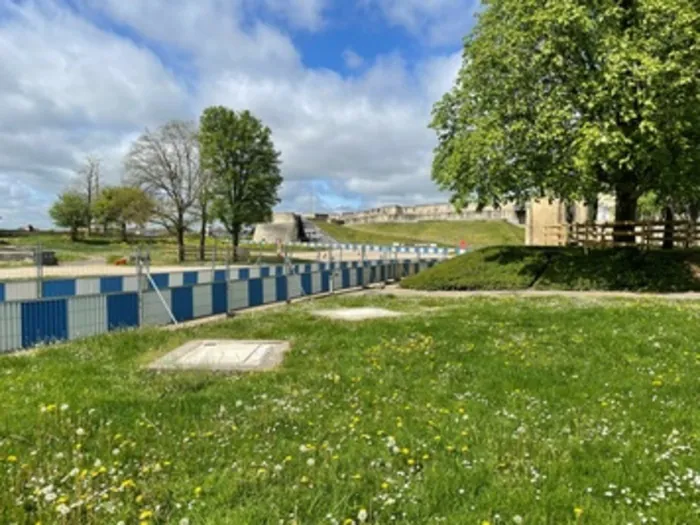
[21,299,68,348]
[248,278,263,307]
[275,276,288,302]
[42,279,76,298]
[238,268,250,280]
[212,282,228,314]
[301,273,312,295]
[342,269,351,289]
[171,287,194,322]
[183,271,198,286]
[275,266,284,276]
[259,267,270,278]
[149,274,169,290]
[107,293,139,331]
[321,271,330,292]
[100,277,123,294]
[0,283,4,302]
[356,268,364,286]
[214,270,227,283]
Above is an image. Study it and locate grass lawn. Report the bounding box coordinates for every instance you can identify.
[1,295,699,524]
[314,220,524,247]
[402,246,700,293]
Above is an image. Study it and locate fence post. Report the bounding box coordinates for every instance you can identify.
[35,244,43,298]
[136,246,144,327]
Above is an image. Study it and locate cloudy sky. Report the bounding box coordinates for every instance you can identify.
[0,0,478,228]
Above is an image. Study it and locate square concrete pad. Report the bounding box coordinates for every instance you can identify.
[312,307,404,321]
[148,340,290,372]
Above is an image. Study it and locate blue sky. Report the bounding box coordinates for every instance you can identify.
[0,0,478,228]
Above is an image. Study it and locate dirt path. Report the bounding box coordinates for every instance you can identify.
[367,284,700,301]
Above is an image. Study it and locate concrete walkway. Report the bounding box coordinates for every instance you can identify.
[365,284,700,301]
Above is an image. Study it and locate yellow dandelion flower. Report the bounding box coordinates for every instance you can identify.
[422,453,430,460]
[139,510,153,520]
[6,455,17,463]
[400,448,409,455]
[300,475,310,484]
[136,495,144,504]
[120,479,136,489]
[652,379,663,387]
[57,496,69,504]
[284,455,293,462]
[407,459,416,466]
[574,507,584,519]
[381,482,389,490]
[194,487,203,496]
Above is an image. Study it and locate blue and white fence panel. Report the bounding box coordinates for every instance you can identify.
[0,259,440,353]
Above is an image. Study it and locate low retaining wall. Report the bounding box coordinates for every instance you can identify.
[0,259,438,353]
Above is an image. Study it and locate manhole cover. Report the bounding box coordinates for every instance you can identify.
[312,307,404,321]
[148,340,290,372]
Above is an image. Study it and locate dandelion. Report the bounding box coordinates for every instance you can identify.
[139,510,154,520]
[6,455,17,463]
[179,519,190,525]
[300,476,310,484]
[75,428,86,436]
[194,487,203,497]
[574,507,584,519]
[358,508,368,523]
[307,458,315,467]
[60,403,69,411]
[513,516,523,524]
[120,479,136,489]
[56,504,70,516]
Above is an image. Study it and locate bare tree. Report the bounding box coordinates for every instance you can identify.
[75,156,101,236]
[125,121,203,262]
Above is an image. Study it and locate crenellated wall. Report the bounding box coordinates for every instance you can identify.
[330,202,524,225]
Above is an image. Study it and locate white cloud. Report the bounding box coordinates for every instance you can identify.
[261,0,328,31]
[0,0,463,228]
[342,49,365,69]
[363,0,479,46]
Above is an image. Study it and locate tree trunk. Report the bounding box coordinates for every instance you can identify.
[177,227,185,263]
[121,222,128,243]
[199,208,208,262]
[70,226,78,242]
[614,186,638,246]
[662,205,674,250]
[232,225,240,262]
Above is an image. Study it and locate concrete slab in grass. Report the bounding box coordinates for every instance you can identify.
[312,307,404,321]
[148,340,290,372]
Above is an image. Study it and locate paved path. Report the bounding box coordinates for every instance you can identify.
[366,285,700,301]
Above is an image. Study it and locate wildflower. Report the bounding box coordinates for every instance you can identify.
[381,482,389,490]
[652,379,663,387]
[56,504,70,516]
[139,510,154,520]
[407,459,416,466]
[574,507,584,519]
[120,479,136,489]
[358,508,368,523]
[300,476,310,484]
[179,519,190,525]
[60,404,69,411]
[6,455,17,463]
[284,455,293,462]
[76,428,86,436]
[307,458,315,467]
[194,487,203,497]
[513,516,523,524]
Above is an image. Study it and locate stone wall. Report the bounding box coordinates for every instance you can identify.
[330,202,523,225]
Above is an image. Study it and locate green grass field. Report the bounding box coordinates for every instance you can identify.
[0,233,317,268]
[1,295,699,524]
[314,220,524,247]
[402,246,700,293]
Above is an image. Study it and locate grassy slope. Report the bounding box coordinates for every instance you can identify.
[1,295,699,524]
[314,220,524,247]
[402,246,700,292]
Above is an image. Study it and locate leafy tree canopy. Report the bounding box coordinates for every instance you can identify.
[432,0,700,222]
[199,106,282,248]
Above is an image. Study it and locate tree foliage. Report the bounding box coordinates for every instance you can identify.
[431,0,700,224]
[49,191,90,241]
[198,107,282,251]
[94,186,154,241]
[124,121,203,261]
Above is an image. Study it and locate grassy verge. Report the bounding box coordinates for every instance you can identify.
[314,220,524,247]
[402,246,700,292]
[1,295,699,523]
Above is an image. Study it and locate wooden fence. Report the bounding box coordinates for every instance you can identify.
[544,221,700,248]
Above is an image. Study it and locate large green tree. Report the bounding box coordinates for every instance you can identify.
[432,0,700,237]
[49,191,89,241]
[198,107,282,256]
[94,186,154,242]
